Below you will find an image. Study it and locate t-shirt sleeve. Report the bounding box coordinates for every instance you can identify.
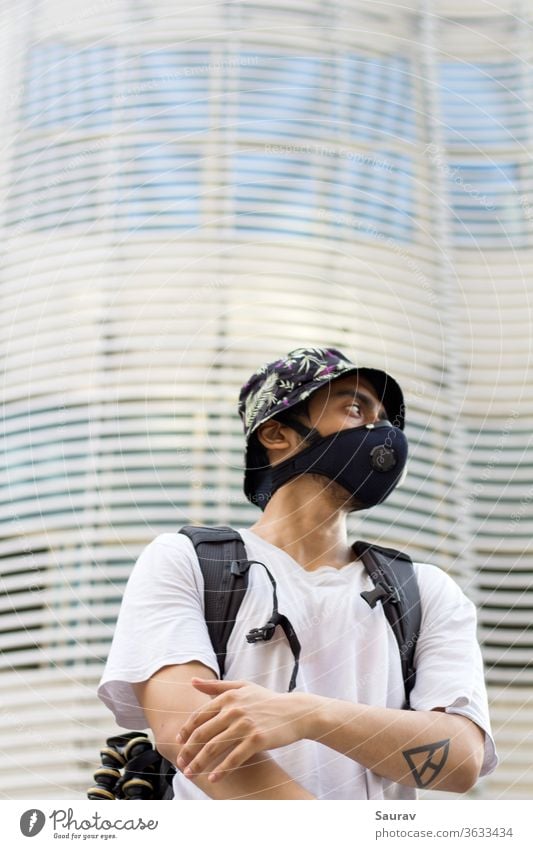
[97,533,219,729]
[409,563,499,778]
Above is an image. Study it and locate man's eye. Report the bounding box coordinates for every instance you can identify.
[348,403,362,414]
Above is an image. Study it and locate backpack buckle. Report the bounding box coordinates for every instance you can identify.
[230,559,251,576]
[360,581,401,609]
[245,621,277,643]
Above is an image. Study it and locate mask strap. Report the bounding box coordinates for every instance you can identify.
[277,414,322,447]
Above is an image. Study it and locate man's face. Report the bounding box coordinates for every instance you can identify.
[279,373,389,511]
[255,373,389,488]
[302,373,388,437]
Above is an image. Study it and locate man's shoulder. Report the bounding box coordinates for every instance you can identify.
[411,560,476,611]
[411,560,447,579]
[148,531,196,553]
[131,531,201,577]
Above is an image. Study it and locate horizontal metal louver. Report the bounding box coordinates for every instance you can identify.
[1,0,531,800]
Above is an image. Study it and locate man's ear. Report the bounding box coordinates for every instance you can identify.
[255,419,297,454]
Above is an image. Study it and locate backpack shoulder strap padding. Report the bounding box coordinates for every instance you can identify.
[352,539,421,708]
[178,524,250,681]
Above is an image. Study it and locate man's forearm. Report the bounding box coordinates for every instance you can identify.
[302,697,485,793]
[158,731,315,800]
[133,665,315,800]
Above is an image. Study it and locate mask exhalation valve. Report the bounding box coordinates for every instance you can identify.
[370,444,397,472]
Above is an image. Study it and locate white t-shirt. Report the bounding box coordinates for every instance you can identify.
[97,528,498,800]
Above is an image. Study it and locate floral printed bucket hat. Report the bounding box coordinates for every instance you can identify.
[238,346,405,506]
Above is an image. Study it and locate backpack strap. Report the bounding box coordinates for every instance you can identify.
[179,524,301,693]
[179,524,251,680]
[353,540,421,709]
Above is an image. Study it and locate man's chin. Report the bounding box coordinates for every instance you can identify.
[310,475,363,512]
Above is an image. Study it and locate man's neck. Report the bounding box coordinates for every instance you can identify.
[248,478,356,572]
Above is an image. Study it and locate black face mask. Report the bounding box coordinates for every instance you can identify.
[268,419,408,511]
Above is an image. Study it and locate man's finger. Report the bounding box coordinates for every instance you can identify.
[178,680,246,743]
[178,700,223,743]
[208,740,258,783]
[177,712,236,767]
[182,728,247,777]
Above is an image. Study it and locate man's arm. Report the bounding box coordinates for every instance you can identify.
[132,662,315,800]
[307,700,485,792]
[177,679,486,793]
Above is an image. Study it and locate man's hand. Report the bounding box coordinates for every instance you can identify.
[133,663,315,799]
[176,677,486,793]
[176,678,312,783]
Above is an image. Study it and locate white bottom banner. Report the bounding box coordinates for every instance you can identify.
[2,799,529,849]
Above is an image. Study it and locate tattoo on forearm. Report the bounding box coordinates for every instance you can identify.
[402,739,450,788]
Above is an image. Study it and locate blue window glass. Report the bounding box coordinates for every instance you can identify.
[7,139,104,231]
[448,162,526,247]
[439,62,524,147]
[236,54,328,140]
[116,143,201,230]
[336,54,416,144]
[123,50,210,135]
[328,152,415,243]
[232,151,318,236]
[22,44,115,130]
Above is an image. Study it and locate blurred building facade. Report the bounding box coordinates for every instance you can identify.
[1,0,532,798]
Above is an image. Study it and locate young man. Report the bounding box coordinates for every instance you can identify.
[97,346,498,800]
